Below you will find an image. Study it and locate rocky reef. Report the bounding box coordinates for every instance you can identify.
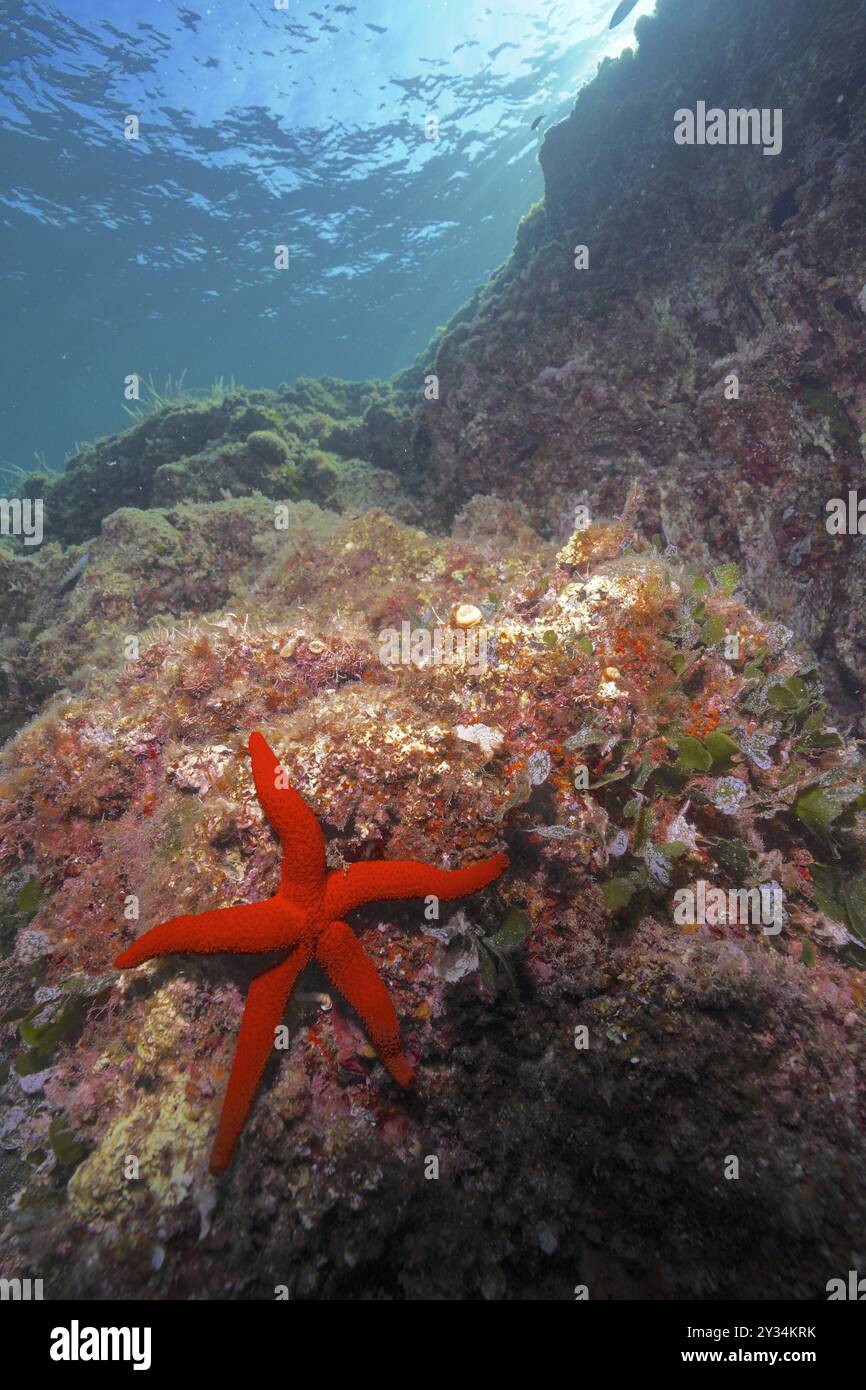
[19,1,866,716]
[2,0,866,1301]
[20,375,418,547]
[3,380,417,735]
[403,0,866,713]
[1,491,865,1298]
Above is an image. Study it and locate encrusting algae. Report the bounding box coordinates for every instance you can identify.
[1,488,865,1297]
[2,0,866,1310]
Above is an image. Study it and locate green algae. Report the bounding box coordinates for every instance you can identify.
[156,796,200,862]
[700,614,726,647]
[11,978,112,1077]
[811,865,866,945]
[478,908,532,1000]
[21,378,410,545]
[602,877,635,911]
[710,837,752,884]
[489,907,531,954]
[702,730,740,769]
[0,878,42,957]
[794,784,852,856]
[673,735,712,774]
[714,563,741,597]
[245,429,293,467]
[48,1115,88,1167]
[800,384,858,444]
[16,877,42,918]
[0,901,23,958]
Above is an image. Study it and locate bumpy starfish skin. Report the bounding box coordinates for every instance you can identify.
[115,731,509,1172]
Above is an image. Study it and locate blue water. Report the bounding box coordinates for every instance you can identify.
[0,0,654,475]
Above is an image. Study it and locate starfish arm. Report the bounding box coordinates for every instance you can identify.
[114,897,304,969]
[315,920,413,1087]
[323,851,509,921]
[209,942,313,1173]
[249,731,326,901]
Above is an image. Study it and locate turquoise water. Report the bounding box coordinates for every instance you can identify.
[0,0,654,473]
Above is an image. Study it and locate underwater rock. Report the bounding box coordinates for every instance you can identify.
[14,6,864,725]
[20,378,416,546]
[0,497,341,731]
[2,0,866,1307]
[401,0,866,716]
[1,504,865,1299]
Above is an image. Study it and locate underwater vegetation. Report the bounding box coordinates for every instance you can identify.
[1,0,865,1302]
[1,491,865,1298]
[19,374,418,549]
[14,1,865,716]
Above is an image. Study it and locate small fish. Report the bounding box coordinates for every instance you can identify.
[530,113,546,131]
[609,0,641,28]
[56,550,90,595]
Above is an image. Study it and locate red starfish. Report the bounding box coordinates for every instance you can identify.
[115,732,508,1172]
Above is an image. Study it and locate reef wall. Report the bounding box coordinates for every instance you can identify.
[403,0,866,713]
